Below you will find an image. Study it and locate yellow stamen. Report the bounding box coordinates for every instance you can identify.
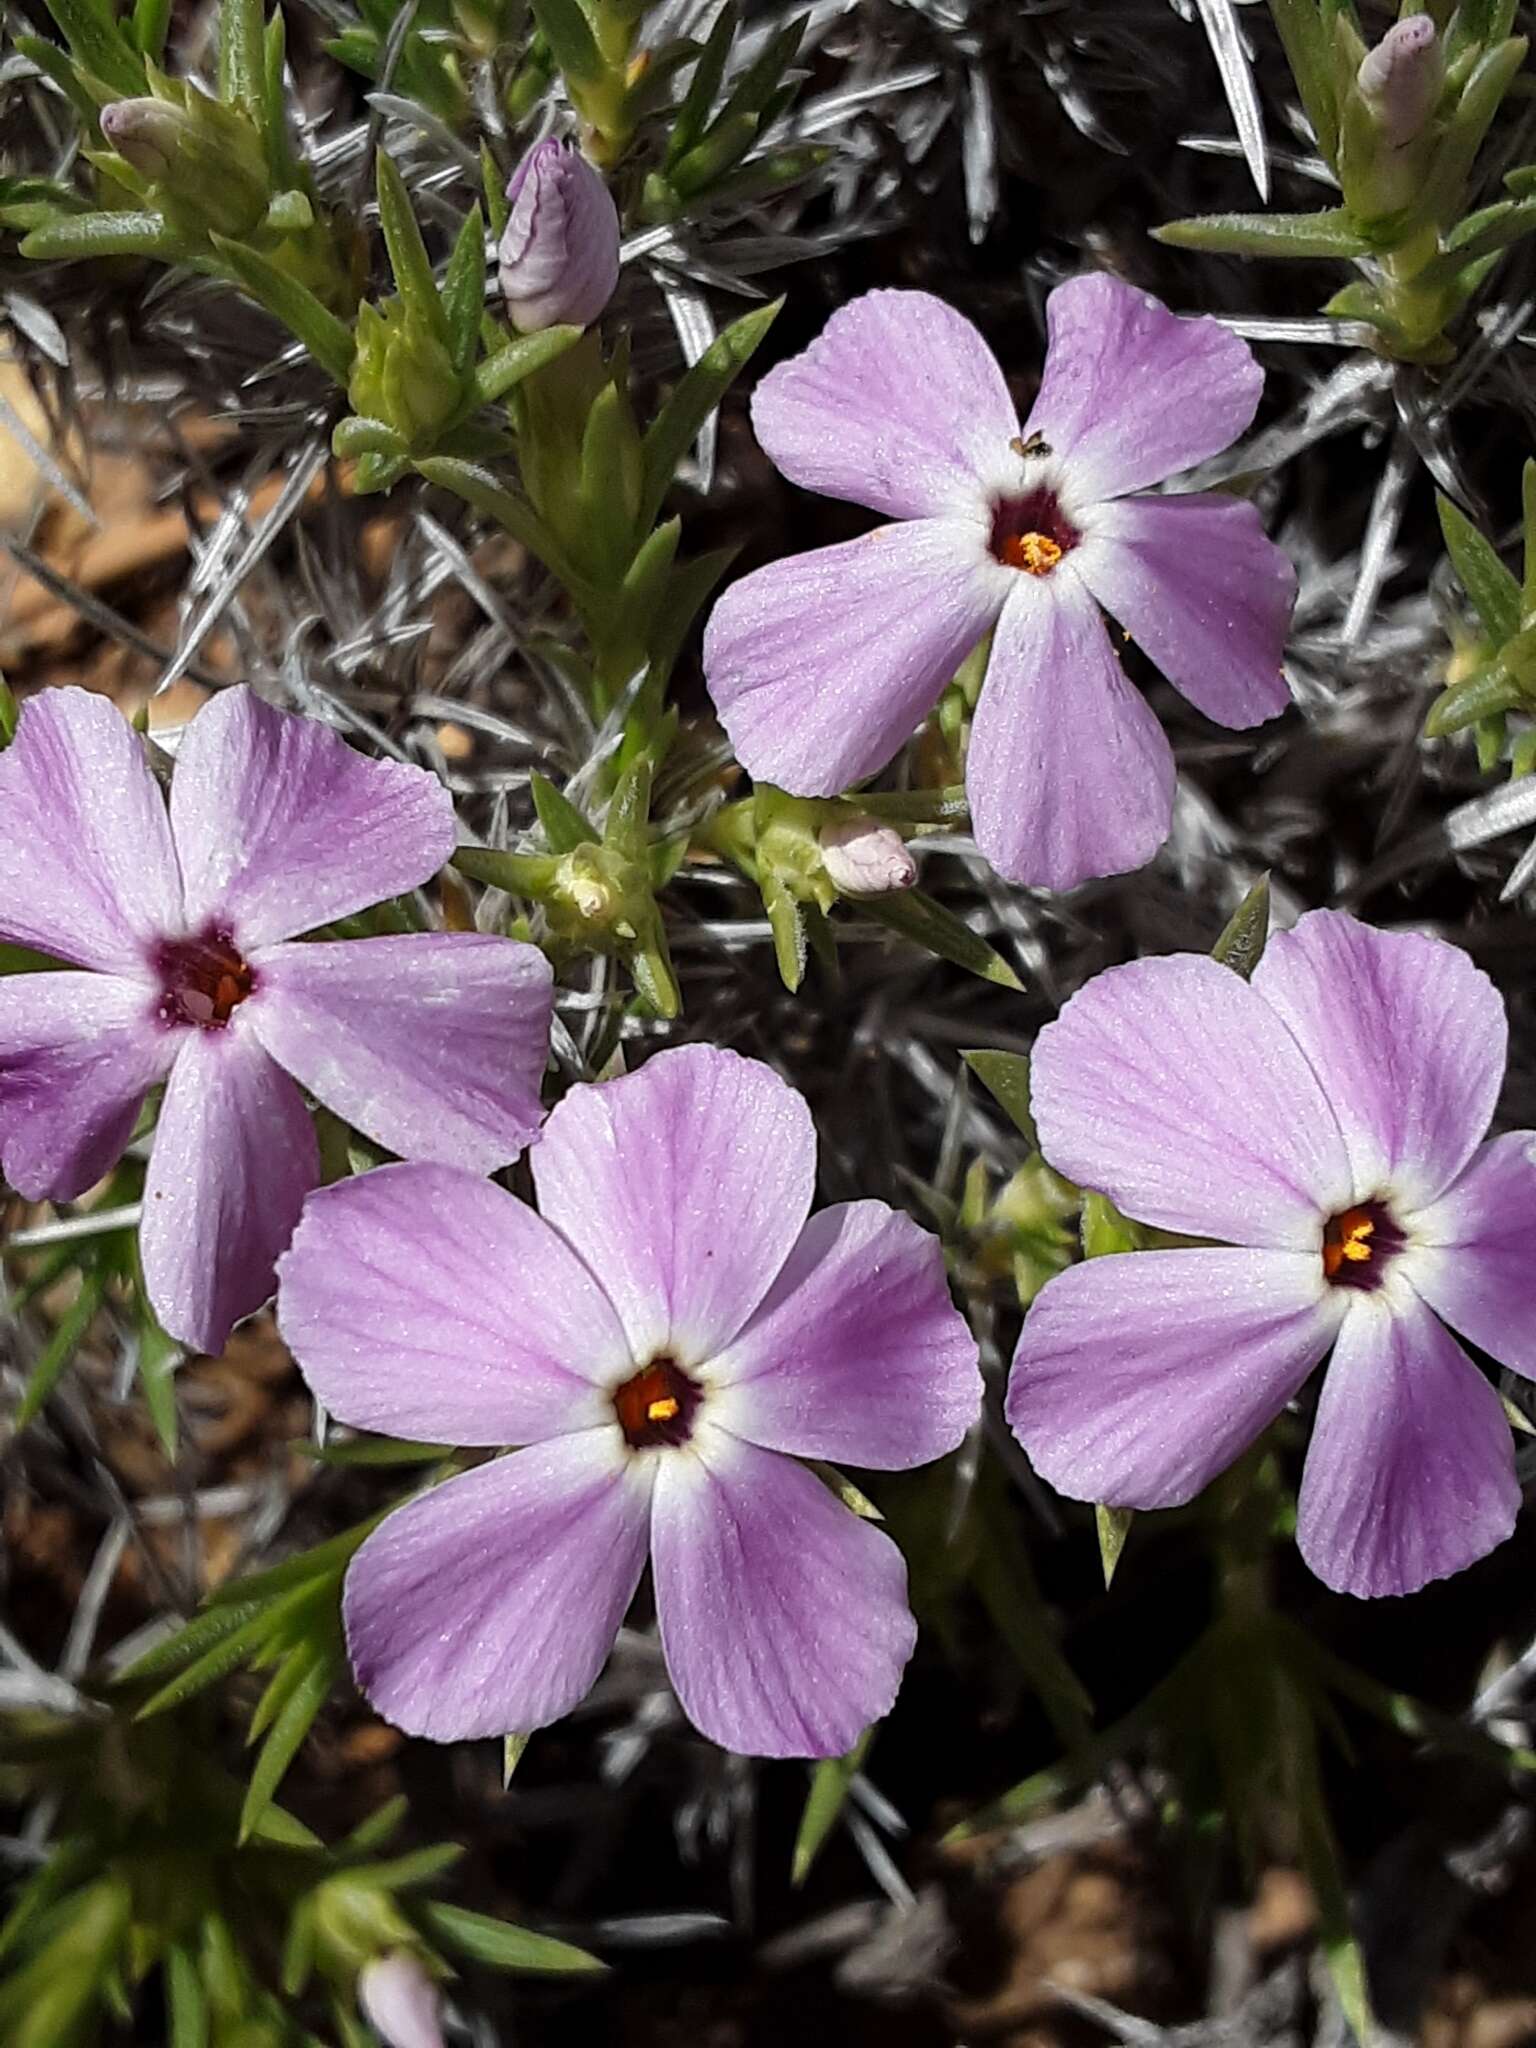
[1001,531,1063,576]
[646,1396,680,1423]
[1323,1208,1375,1280]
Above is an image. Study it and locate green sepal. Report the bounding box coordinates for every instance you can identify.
[791,1729,872,1886]
[1154,206,1369,257]
[531,771,598,851]
[1211,873,1271,979]
[961,1049,1037,1146]
[1094,1505,1134,1589]
[374,150,446,342]
[440,202,486,373]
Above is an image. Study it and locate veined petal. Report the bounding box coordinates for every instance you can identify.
[1022,273,1263,503]
[751,288,1018,519]
[139,1024,318,1353]
[1074,494,1295,727]
[0,687,181,974]
[343,1434,652,1742]
[966,570,1175,890]
[702,520,1004,798]
[169,687,455,949]
[277,1163,629,1445]
[651,1427,916,1757]
[708,1201,981,1468]
[1007,1249,1341,1507]
[251,934,551,1172]
[1252,911,1506,1210]
[0,972,173,1201]
[1407,1132,1536,1379]
[532,1045,815,1365]
[1297,1287,1518,1598]
[1032,951,1353,1245]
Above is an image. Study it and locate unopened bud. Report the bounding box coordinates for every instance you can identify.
[498,138,620,333]
[348,300,462,450]
[100,98,193,180]
[358,1952,445,2048]
[1357,14,1442,150]
[818,817,917,897]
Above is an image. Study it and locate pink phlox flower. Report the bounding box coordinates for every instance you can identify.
[702,275,1297,891]
[1006,909,1536,1598]
[276,1043,983,1757]
[0,686,553,1352]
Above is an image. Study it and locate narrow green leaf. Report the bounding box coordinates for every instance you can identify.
[135,1584,316,1717]
[1522,458,1536,618]
[332,416,407,460]
[858,890,1023,990]
[644,542,737,681]
[374,150,443,339]
[638,299,780,530]
[21,210,185,261]
[209,233,356,384]
[0,677,17,745]
[17,1274,105,1427]
[603,757,653,861]
[112,1598,265,1687]
[419,1902,606,1974]
[792,1729,872,1885]
[441,204,487,373]
[218,0,265,111]
[962,1050,1036,1145]
[239,1648,337,1841]
[1154,206,1368,256]
[1211,874,1271,978]
[204,1510,387,1608]
[131,0,172,60]
[413,456,593,599]
[475,323,581,404]
[1438,491,1522,639]
[43,0,145,95]
[531,771,598,851]
[165,1943,208,2048]
[136,1314,183,1459]
[529,0,603,82]
[297,1433,453,1467]
[1425,650,1527,735]
[1267,0,1341,162]
[482,140,510,240]
[667,0,738,168]
[1284,1683,1375,2042]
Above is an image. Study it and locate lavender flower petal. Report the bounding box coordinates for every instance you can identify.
[343,1435,652,1741]
[0,687,181,973]
[139,1024,319,1352]
[0,971,173,1200]
[750,288,1017,519]
[965,571,1175,890]
[1252,911,1506,1209]
[1297,1290,1519,1597]
[277,1163,628,1445]
[531,1044,816,1364]
[703,520,1003,798]
[1007,1248,1342,1507]
[709,1201,982,1468]
[1022,274,1264,503]
[251,933,552,1170]
[1074,494,1295,727]
[650,1427,915,1757]
[1408,1133,1536,1379]
[169,687,455,949]
[1031,952,1354,1244]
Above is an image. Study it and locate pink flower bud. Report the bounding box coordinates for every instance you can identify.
[498,138,620,333]
[1357,14,1442,150]
[819,817,917,897]
[358,1952,446,2048]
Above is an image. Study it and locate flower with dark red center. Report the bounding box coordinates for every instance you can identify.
[702,276,1297,891]
[276,1045,983,1758]
[0,686,554,1353]
[1006,910,1536,1600]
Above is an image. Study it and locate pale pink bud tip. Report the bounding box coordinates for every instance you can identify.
[1357,15,1442,150]
[99,99,187,180]
[497,137,620,334]
[819,817,917,897]
[358,1952,446,2048]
